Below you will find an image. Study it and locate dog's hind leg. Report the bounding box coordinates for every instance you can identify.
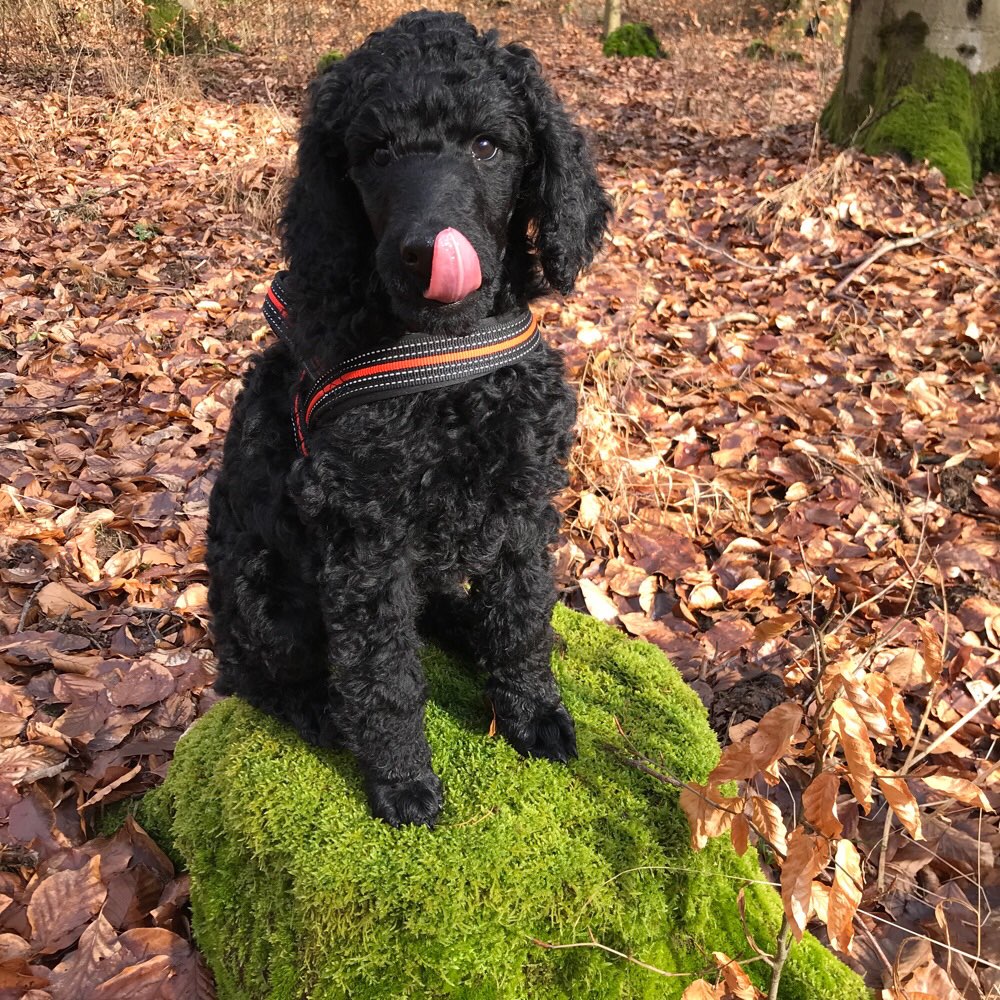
[209,540,344,746]
[469,519,577,764]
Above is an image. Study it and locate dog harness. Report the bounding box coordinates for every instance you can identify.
[262,271,540,456]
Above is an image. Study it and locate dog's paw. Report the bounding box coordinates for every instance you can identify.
[367,772,444,829]
[496,701,577,764]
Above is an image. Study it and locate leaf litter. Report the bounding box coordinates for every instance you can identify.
[1,5,998,998]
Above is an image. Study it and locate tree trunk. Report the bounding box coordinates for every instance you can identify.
[603,0,622,38]
[821,0,1000,192]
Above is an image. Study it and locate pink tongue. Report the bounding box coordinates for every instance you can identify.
[424,228,482,303]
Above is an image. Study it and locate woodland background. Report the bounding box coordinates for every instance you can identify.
[0,1,997,998]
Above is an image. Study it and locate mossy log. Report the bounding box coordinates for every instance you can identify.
[821,1,1000,192]
[141,606,867,999]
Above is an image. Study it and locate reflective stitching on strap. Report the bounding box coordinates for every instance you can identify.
[260,271,541,457]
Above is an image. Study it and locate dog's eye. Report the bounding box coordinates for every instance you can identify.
[371,147,392,167]
[470,136,498,161]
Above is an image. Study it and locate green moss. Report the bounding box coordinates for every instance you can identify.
[316,49,345,73]
[143,0,237,55]
[745,39,775,60]
[821,10,999,192]
[744,40,803,63]
[971,66,1000,175]
[602,23,665,59]
[144,606,867,1000]
[867,47,977,190]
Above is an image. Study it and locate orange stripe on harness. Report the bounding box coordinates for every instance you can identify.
[261,271,541,456]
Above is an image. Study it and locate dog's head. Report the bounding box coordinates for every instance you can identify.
[281,11,610,354]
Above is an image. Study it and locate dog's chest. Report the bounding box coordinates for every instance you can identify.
[305,356,575,569]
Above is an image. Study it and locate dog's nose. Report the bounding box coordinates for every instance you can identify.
[400,235,435,285]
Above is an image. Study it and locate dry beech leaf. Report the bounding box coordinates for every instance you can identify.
[827,839,863,954]
[710,741,760,784]
[752,612,800,642]
[109,662,176,710]
[577,578,619,623]
[883,648,931,690]
[0,933,31,963]
[810,881,830,924]
[730,814,750,856]
[174,583,209,612]
[916,620,944,683]
[711,702,803,784]
[802,772,843,838]
[749,795,788,856]
[36,581,95,615]
[577,491,602,528]
[91,953,173,997]
[103,547,143,579]
[780,826,828,940]
[828,699,875,810]
[606,563,648,598]
[920,772,992,811]
[27,856,106,955]
[679,783,739,850]
[681,979,722,1000]
[876,772,923,841]
[901,960,963,1000]
[746,702,804,770]
[865,673,913,744]
[840,675,894,743]
[47,913,123,997]
[712,951,760,999]
[637,574,658,615]
[688,582,723,610]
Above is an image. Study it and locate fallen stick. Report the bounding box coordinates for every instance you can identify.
[830,212,989,297]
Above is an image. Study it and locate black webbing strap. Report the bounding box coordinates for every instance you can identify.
[262,271,540,456]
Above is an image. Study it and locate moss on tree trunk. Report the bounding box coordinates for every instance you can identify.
[821,5,1000,192]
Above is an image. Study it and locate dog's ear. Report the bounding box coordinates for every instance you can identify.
[505,43,611,294]
[280,63,371,358]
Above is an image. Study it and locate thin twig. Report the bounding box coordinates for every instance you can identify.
[857,917,895,976]
[767,918,792,1000]
[875,531,935,893]
[65,42,84,115]
[531,936,693,978]
[859,908,1000,973]
[830,212,989,297]
[909,678,1000,769]
[17,580,46,632]
[659,226,779,273]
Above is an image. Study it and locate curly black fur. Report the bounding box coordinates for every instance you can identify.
[207,10,611,828]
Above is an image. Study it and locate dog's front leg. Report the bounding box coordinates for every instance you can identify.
[319,545,443,828]
[474,520,577,764]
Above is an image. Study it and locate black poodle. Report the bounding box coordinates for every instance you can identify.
[207,10,610,828]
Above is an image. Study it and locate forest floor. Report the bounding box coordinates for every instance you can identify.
[0,7,998,999]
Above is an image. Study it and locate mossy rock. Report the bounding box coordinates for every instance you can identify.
[745,39,804,63]
[316,49,345,74]
[142,605,867,999]
[603,23,665,59]
[143,0,236,55]
[745,39,776,60]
